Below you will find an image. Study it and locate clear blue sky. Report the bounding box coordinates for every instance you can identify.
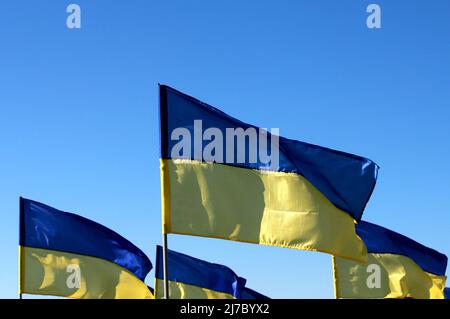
[1,1,449,298]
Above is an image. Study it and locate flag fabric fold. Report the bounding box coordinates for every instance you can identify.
[333,221,447,299]
[159,85,378,262]
[19,198,153,299]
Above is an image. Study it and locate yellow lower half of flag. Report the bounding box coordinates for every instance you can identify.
[161,158,367,262]
[154,278,235,299]
[333,253,447,299]
[19,246,153,299]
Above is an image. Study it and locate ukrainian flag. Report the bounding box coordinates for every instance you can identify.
[154,246,246,299]
[333,221,448,299]
[19,198,154,299]
[159,85,378,262]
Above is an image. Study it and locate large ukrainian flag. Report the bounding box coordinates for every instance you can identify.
[154,245,246,299]
[19,198,154,299]
[159,85,379,262]
[333,221,448,299]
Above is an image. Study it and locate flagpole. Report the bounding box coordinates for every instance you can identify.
[19,197,23,300]
[19,246,22,299]
[18,243,22,299]
[162,233,169,299]
[159,84,170,299]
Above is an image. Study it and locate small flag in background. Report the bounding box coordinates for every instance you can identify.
[159,85,379,262]
[333,221,447,299]
[154,245,250,299]
[19,198,154,299]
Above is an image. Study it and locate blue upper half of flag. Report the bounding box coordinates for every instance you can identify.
[356,221,448,276]
[155,245,246,298]
[159,85,378,221]
[20,198,152,281]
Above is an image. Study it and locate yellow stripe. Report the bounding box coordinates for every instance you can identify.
[333,253,447,299]
[21,246,154,299]
[154,278,235,299]
[163,158,367,262]
[161,158,171,234]
[18,246,23,295]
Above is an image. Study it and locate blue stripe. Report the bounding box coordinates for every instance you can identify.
[159,85,378,221]
[155,245,246,298]
[356,221,448,276]
[241,287,270,300]
[445,288,450,299]
[20,198,152,281]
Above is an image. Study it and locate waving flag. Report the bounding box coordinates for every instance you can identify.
[154,245,246,299]
[159,85,378,262]
[19,198,153,299]
[333,221,447,299]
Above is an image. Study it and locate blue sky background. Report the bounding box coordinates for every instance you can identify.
[1,1,449,298]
